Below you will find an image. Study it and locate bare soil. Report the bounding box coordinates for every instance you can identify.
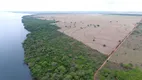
[34,14,141,55]
[109,23,142,68]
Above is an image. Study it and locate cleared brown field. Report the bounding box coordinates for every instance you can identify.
[109,23,142,68]
[34,14,141,55]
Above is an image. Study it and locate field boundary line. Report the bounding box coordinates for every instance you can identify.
[94,19,142,80]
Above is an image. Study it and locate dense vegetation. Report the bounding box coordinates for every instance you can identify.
[98,61,142,80]
[22,16,107,80]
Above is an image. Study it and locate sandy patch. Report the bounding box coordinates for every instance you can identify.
[34,14,141,55]
[109,24,142,68]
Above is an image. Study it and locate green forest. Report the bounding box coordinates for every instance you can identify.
[98,61,142,80]
[22,16,107,80]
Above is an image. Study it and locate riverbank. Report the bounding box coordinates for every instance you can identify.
[22,15,107,80]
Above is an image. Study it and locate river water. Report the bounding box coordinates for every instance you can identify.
[0,12,31,80]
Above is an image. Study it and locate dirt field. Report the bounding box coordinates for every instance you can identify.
[34,14,141,55]
[109,23,142,68]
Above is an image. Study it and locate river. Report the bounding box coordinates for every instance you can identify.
[0,12,31,80]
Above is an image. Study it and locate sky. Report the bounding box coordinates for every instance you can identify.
[0,0,142,11]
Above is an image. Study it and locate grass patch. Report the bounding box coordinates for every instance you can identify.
[98,61,142,80]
